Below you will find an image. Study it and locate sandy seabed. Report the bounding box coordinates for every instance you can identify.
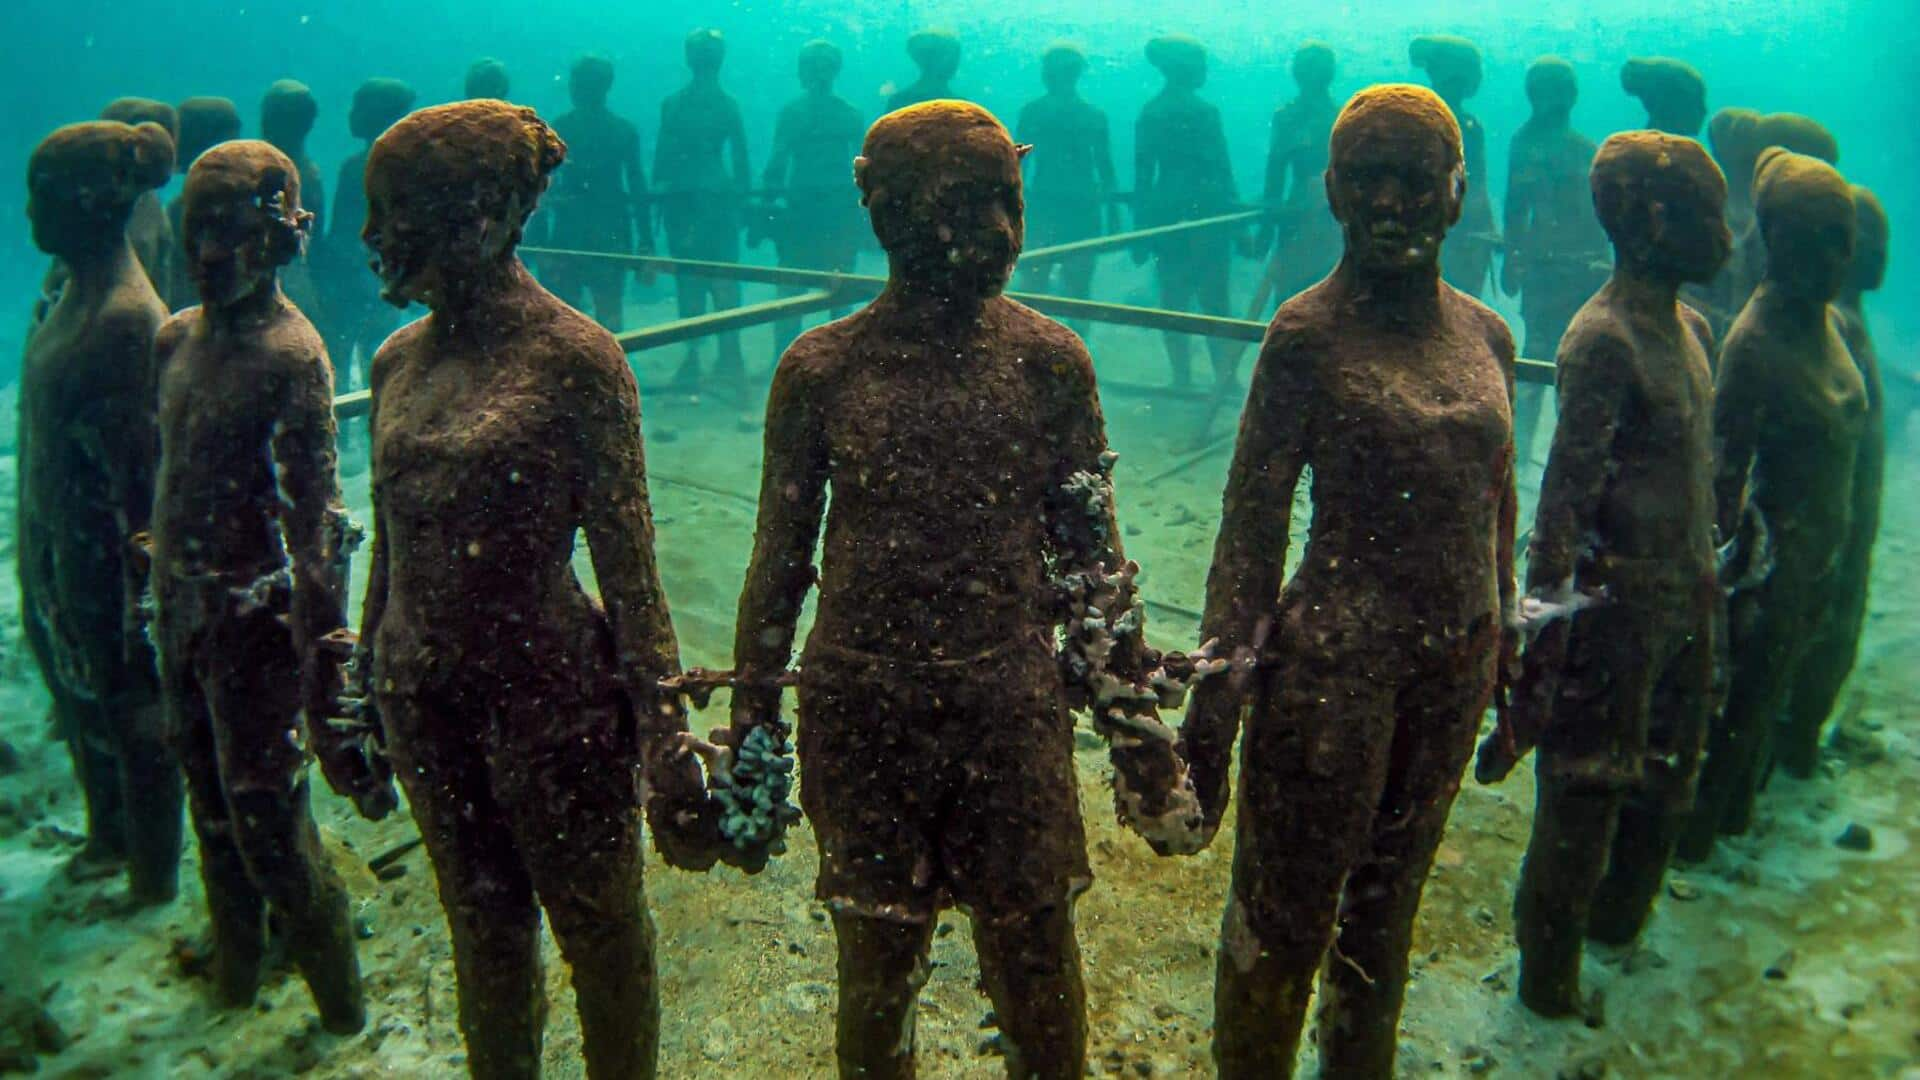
[0,278,1915,1079]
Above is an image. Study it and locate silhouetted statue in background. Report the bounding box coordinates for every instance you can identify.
[1721,113,1840,340]
[352,100,710,1078]
[152,140,372,1032]
[260,79,327,328]
[1781,185,1888,777]
[18,120,182,906]
[99,98,178,297]
[760,39,866,357]
[656,28,750,383]
[160,97,241,310]
[1477,131,1729,1018]
[542,53,648,333]
[1620,56,1708,136]
[1679,148,1865,861]
[1412,35,1497,301]
[1135,35,1238,390]
[1016,42,1115,336]
[730,101,1194,1080]
[327,77,416,388]
[1246,41,1340,315]
[1503,56,1608,461]
[464,56,510,100]
[1180,85,1518,1080]
[886,28,961,111]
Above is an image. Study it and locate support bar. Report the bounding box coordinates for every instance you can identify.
[1018,211,1261,265]
[614,289,843,353]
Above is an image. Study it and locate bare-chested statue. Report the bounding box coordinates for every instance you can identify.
[1503,57,1608,463]
[728,101,1198,1079]
[761,40,866,356]
[1246,41,1341,314]
[1178,84,1518,1079]
[1620,57,1709,136]
[151,139,374,1031]
[1780,185,1888,777]
[260,80,327,328]
[656,28,750,383]
[1678,148,1866,860]
[1411,35,1497,301]
[160,97,242,310]
[18,120,182,904]
[541,54,649,333]
[326,77,417,388]
[1014,42,1115,335]
[351,99,712,1079]
[1476,132,1730,1018]
[886,28,962,111]
[1135,35,1239,390]
[464,57,510,101]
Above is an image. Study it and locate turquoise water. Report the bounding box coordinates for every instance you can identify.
[1,2,1916,1077]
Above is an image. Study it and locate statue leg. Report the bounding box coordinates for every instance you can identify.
[386,692,546,1080]
[1158,260,1197,387]
[1778,558,1867,779]
[831,911,936,1080]
[973,904,1087,1079]
[498,701,659,1080]
[1214,661,1396,1079]
[1315,648,1491,1079]
[1592,610,1713,945]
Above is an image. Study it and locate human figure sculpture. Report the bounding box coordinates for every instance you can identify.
[1720,113,1840,340]
[1178,84,1519,1079]
[760,39,866,357]
[99,98,178,296]
[151,139,374,1031]
[17,120,182,904]
[465,57,511,100]
[1014,43,1115,336]
[728,101,1202,1080]
[1135,35,1239,390]
[1678,148,1865,860]
[1620,57,1708,137]
[1503,57,1609,463]
[327,77,417,388]
[1780,185,1887,777]
[1246,42,1341,315]
[886,28,962,111]
[542,54,649,334]
[260,79,327,326]
[160,97,242,310]
[351,99,711,1079]
[655,28,750,383]
[1698,106,1765,339]
[1475,132,1730,1017]
[1411,35,1497,301]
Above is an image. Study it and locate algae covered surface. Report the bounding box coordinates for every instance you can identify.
[0,276,1916,1077]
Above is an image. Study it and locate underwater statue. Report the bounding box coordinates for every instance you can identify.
[1503,56,1609,461]
[728,100,1201,1079]
[655,28,750,383]
[886,28,962,111]
[151,139,371,1032]
[1014,42,1116,335]
[1780,185,1888,777]
[542,53,649,334]
[1245,41,1341,316]
[99,98,179,297]
[1620,57,1709,137]
[1135,35,1239,390]
[465,56,511,100]
[349,100,713,1079]
[760,40,866,356]
[1476,131,1730,1018]
[260,79,327,328]
[1178,84,1519,1079]
[17,119,182,905]
[326,77,417,388]
[160,97,242,310]
[1678,148,1865,861]
[1721,113,1840,340]
[1411,35,1498,302]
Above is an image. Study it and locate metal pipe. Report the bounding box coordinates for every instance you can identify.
[1018,211,1262,265]
[614,289,843,353]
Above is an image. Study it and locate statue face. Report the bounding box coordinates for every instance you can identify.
[363,177,448,308]
[183,188,283,307]
[1768,206,1855,301]
[1654,183,1733,285]
[1327,124,1463,276]
[869,141,1025,299]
